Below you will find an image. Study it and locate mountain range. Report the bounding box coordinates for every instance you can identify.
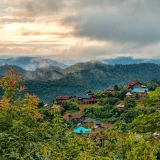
[103,56,160,65]
[1,60,160,102]
[0,57,67,70]
[1,57,160,102]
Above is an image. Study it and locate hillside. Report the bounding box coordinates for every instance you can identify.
[62,61,160,89]
[21,77,93,103]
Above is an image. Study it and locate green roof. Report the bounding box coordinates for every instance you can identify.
[74,126,92,134]
[83,118,101,125]
[132,88,148,93]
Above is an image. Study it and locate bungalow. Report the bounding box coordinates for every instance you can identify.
[132,88,148,97]
[74,126,92,134]
[83,118,101,126]
[132,87,148,93]
[63,113,72,121]
[63,113,86,123]
[87,91,94,96]
[138,90,148,97]
[126,81,143,89]
[117,102,125,111]
[105,86,114,93]
[72,114,86,123]
[126,92,133,98]
[56,96,72,104]
[75,95,96,104]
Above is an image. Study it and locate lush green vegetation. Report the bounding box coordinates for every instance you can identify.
[61,100,79,114]
[0,68,160,159]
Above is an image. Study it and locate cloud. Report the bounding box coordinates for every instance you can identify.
[1,18,35,24]
[62,0,160,45]
[0,25,5,29]
[20,27,72,37]
[7,0,71,17]
[1,0,160,60]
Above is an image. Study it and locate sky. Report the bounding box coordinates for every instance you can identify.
[1,0,160,61]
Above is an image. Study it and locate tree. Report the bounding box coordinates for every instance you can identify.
[124,98,137,110]
[62,100,79,112]
[0,67,67,159]
[38,100,45,108]
[114,84,119,91]
[132,88,160,133]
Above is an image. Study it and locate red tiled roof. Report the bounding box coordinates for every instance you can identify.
[128,81,138,86]
[73,114,84,119]
[63,113,72,119]
[128,81,142,86]
[126,81,143,89]
[57,96,72,100]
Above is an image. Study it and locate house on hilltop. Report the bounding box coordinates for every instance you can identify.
[126,92,133,98]
[56,96,72,104]
[63,113,72,121]
[117,102,125,111]
[63,113,86,123]
[83,118,101,126]
[87,91,94,96]
[72,114,86,123]
[126,81,142,89]
[132,87,148,98]
[105,86,114,93]
[74,95,96,104]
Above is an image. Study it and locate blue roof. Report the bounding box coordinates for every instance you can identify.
[132,88,148,93]
[74,126,92,134]
[76,95,93,99]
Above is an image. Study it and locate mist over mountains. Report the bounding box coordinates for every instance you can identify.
[0,57,67,70]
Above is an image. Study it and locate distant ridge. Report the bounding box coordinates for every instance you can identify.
[0,57,67,70]
[103,56,160,65]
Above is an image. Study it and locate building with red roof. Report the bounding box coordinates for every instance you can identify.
[63,113,72,121]
[63,113,86,123]
[56,96,72,104]
[126,81,142,89]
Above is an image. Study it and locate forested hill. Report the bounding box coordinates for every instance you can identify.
[1,62,160,102]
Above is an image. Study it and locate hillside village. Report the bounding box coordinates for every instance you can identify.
[42,81,151,137]
[1,66,160,159]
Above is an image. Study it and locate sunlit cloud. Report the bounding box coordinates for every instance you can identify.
[1,0,160,60]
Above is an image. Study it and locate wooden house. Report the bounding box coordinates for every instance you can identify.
[63,113,86,123]
[105,86,114,93]
[56,96,72,104]
[63,113,72,121]
[72,114,86,123]
[87,91,94,96]
[126,81,142,89]
[138,90,148,97]
[117,102,125,111]
[126,92,133,98]
[75,95,96,104]
[83,118,101,127]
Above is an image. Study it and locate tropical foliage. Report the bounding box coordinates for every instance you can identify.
[0,68,160,159]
